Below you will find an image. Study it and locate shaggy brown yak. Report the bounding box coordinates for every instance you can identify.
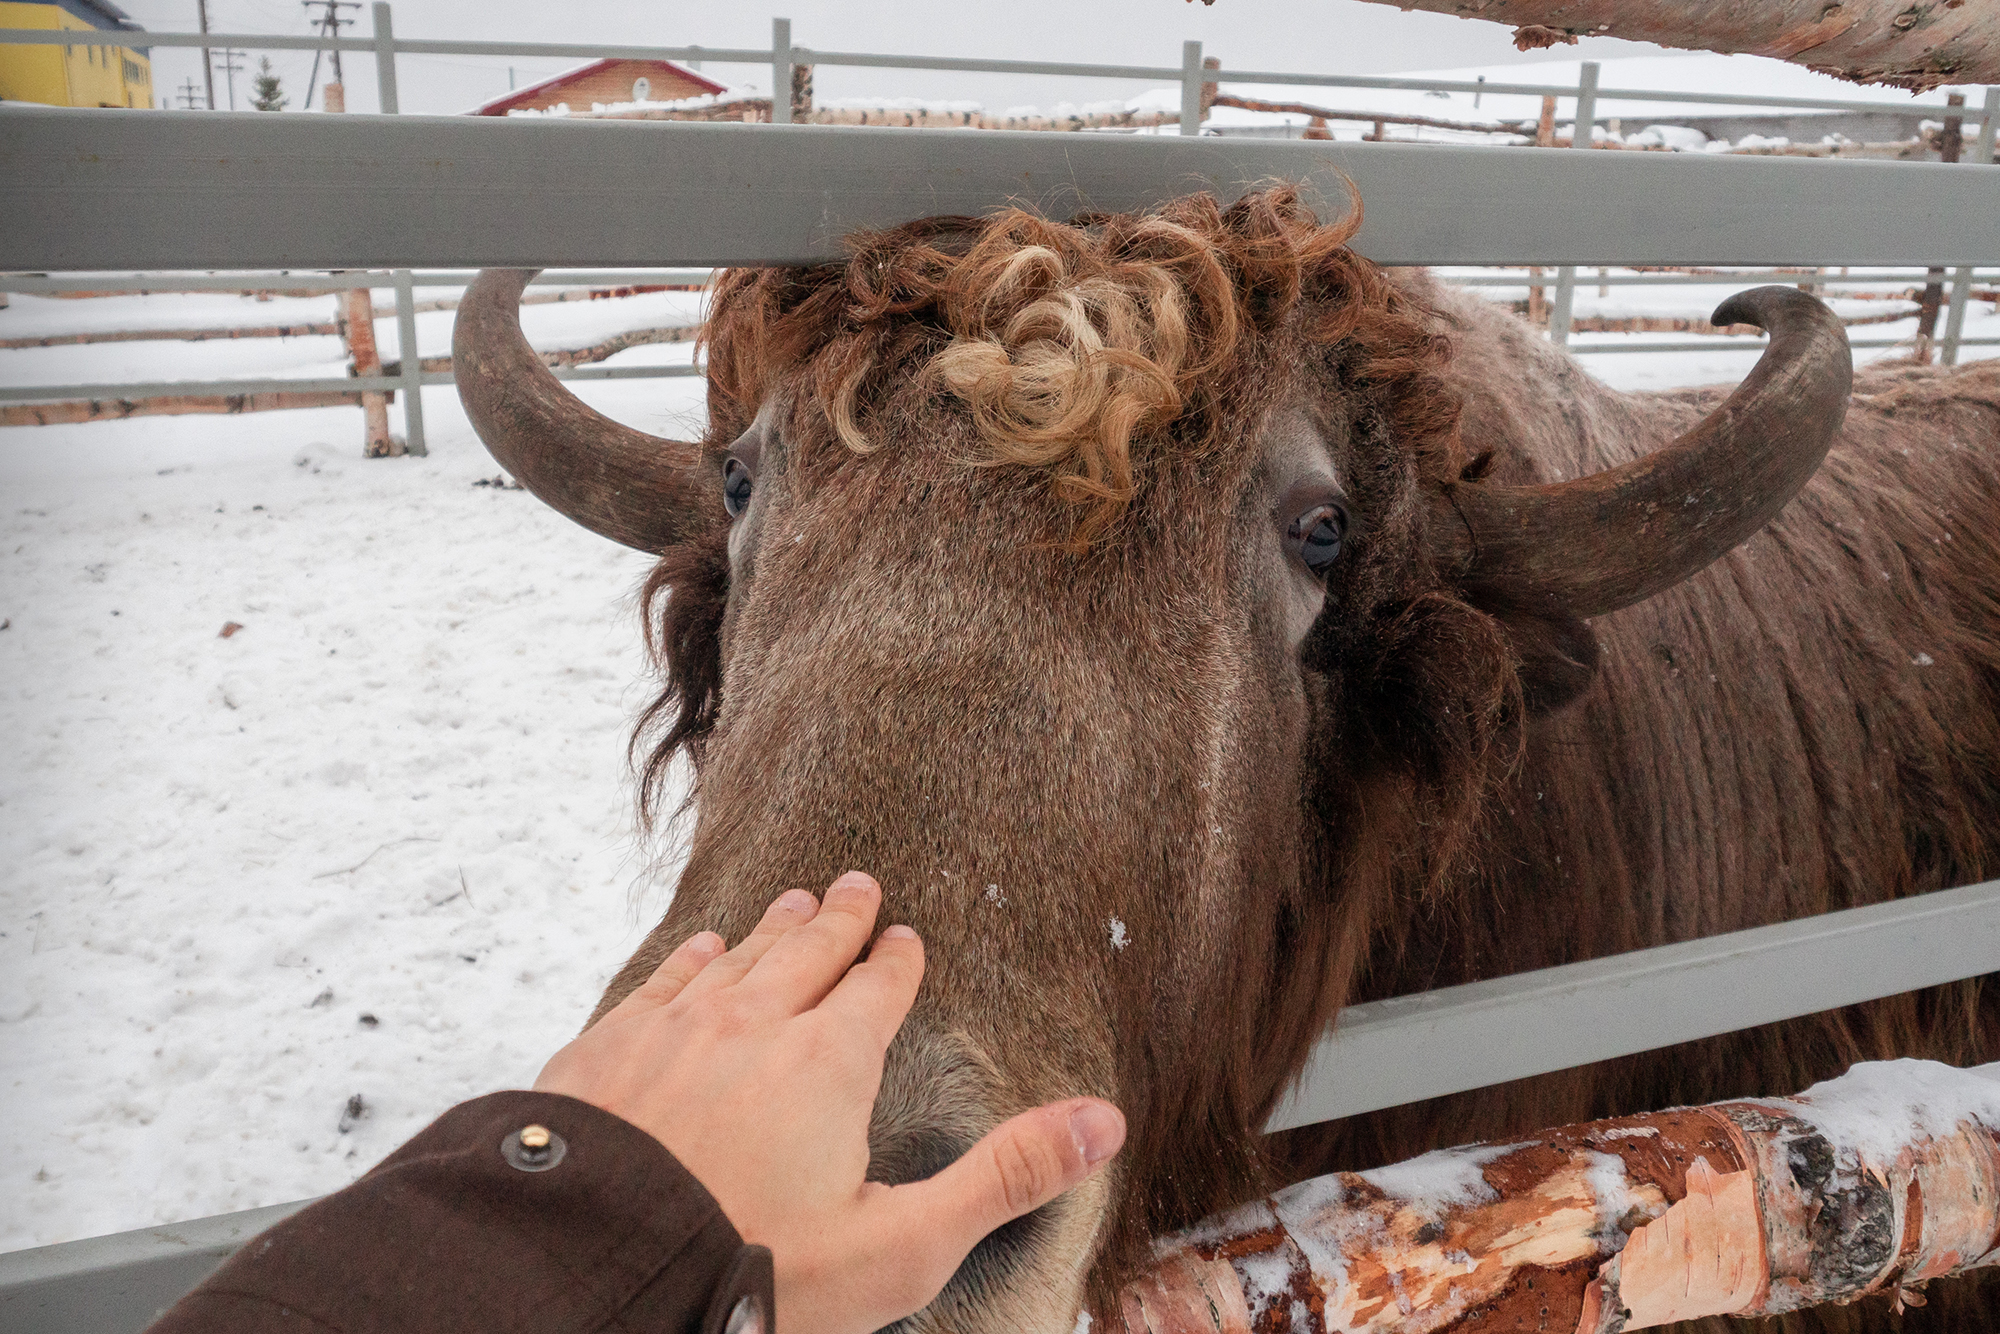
[452,186,2000,1334]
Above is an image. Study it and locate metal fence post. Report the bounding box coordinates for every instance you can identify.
[771,18,792,125]
[392,268,427,455]
[371,2,398,114]
[1546,61,1598,347]
[367,1,421,452]
[1940,85,1998,367]
[1180,40,1202,137]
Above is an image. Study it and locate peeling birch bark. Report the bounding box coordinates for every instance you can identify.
[1295,0,1999,91]
[1105,1060,2000,1334]
[0,390,370,427]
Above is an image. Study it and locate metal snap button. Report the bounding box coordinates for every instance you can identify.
[723,1294,764,1334]
[501,1123,567,1172]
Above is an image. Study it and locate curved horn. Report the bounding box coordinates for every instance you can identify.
[1431,286,1851,618]
[453,268,717,553]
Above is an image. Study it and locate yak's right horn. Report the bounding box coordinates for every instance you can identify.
[453,268,718,553]
[1431,285,1851,619]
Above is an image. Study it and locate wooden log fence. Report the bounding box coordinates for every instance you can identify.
[0,284,697,350]
[1539,308,1917,335]
[376,322,700,378]
[1208,95,1526,139]
[0,389,373,428]
[1107,1060,2000,1334]
[0,324,702,427]
[564,93,1955,158]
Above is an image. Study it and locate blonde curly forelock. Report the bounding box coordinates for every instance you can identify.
[701,185,1441,544]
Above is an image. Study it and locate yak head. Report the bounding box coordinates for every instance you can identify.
[453,186,1848,1333]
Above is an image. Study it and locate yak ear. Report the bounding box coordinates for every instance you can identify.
[1490,606,1599,716]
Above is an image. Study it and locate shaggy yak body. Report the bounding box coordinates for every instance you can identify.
[451,187,2000,1334]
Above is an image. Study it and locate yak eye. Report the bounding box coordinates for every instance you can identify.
[723,457,754,517]
[1288,503,1346,577]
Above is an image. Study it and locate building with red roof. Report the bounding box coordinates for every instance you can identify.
[470,58,726,115]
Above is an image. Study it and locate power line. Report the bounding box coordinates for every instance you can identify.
[175,76,206,110]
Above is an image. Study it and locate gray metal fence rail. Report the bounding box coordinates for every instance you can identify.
[7,4,2000,450]
[3,19,1999,1329]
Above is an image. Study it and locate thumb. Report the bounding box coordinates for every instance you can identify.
[905,1099,1125,1255]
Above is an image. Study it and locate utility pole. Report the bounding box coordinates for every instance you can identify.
[302,0,358,109]
[176,76,205,109]
[215,46,247,110]
[196,0,215,109]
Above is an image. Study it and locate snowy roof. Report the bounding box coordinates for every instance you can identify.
[23,0,146,32]
[468,58,727,116]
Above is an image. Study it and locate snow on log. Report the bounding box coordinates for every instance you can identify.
[1305,1,1997,91]
[1106,1060,2000,1334]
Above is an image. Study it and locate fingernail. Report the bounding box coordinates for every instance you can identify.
[689,930,726,956]
[830,870,879,896]
[1069,1102,1125,1167]
[777,888,819,915]
[881,924,918,942]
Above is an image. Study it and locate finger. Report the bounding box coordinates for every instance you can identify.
[740,871,884,1013]
[680,888,822,996]
[818,923,925,1051]
[893,1099,1124,1264]
[614,930,727,1016]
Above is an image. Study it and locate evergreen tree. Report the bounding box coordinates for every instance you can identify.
[249,57,288,112]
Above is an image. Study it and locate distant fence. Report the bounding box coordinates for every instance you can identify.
[3,6,1998,451]
[0,269,711,442]
[6,263,1996,440]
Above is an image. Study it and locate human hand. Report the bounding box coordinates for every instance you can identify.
[534,871,1126,1334]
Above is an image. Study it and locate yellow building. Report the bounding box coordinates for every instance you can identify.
[0,0,152,108]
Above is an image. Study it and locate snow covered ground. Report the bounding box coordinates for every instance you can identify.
[2,270,1994,1256]
[1,288,707,1253]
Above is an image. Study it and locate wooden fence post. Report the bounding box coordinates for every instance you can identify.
[1913,92,1964,363]
[790,62,813,120]
[1527,94,1555,326]
[337,281,399,456]
[319,78,399,455]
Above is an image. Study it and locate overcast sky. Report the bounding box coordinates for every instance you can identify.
[117,0,1679,115]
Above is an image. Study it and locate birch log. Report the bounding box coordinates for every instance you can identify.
[339,284,397,457]
[1298,0,1998,91]
[1107,1060,2000,1334]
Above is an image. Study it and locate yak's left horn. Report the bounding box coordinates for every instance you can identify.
[1432,285,1851,618]
[453,268,716,553]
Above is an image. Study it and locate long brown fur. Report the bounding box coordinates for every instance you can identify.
[607,189,2000,1333]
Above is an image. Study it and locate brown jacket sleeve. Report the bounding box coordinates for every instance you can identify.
[145,1090,774,1334]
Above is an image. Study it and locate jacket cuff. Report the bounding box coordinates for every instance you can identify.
[151,1089,772,1334]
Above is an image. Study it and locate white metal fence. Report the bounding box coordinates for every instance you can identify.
[3,12,1999,1330]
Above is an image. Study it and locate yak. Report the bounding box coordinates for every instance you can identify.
[451,186,2000,1334]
